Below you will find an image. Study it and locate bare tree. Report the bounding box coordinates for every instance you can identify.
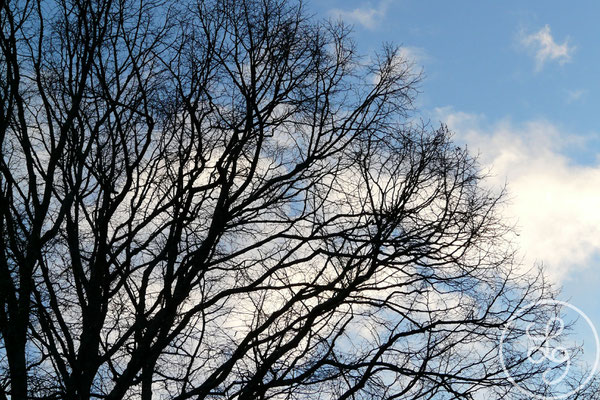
[0,0,583,399]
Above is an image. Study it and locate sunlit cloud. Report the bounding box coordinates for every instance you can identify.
[437,107,600,283]
[520,25,574,71]
[329,1,388,30]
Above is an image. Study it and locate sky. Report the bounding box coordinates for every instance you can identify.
[310,0,600,368]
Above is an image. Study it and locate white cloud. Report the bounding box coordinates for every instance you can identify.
[371,46,427,85]
[520,25,574,71]
[567,89,586,104]
[437,107,600,283]
[330,1,388,30]
[398,46,428,66]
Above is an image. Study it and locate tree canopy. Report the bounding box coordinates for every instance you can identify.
[0,0,584,399]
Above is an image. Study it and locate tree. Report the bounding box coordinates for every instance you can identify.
[0,0,583,398]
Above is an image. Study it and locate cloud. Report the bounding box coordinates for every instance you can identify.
[567,89,586,104]
[398,46,428,66]
[520,25,574,71]
[371,46,427,85]
[437,107,600,283]
[330,1,388,30]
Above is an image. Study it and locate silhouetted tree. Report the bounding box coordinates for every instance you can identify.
[0,0,582,399]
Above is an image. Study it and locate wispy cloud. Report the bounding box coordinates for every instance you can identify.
[330,1,388,30]
[398,46,428,66]
[567,89,586,104]
[369,46,426,86]
[437,107,600,283]
[370,46,427,85]
[520,25,574,71]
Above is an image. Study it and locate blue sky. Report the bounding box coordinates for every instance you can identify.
[315,0,600,139]
[311,0,600,367]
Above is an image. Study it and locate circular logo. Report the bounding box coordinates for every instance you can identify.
[499,300,599,399]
